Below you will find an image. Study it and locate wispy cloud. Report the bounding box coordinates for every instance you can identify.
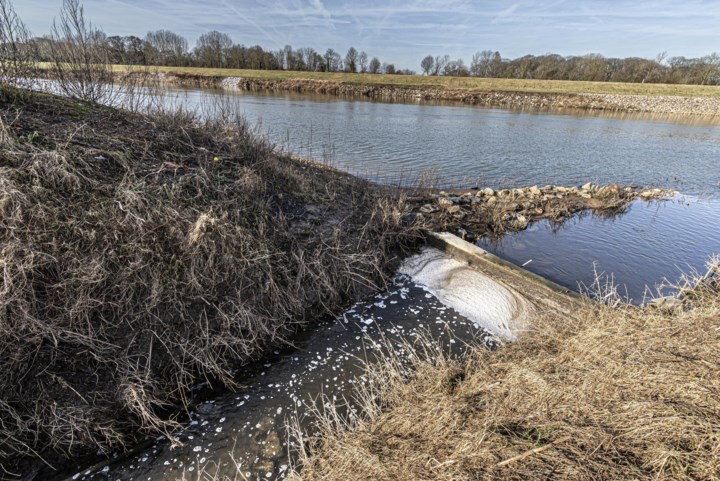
[13,0,720,69]
[492,3,519,23]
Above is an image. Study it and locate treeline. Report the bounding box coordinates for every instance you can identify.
[28,30,415,75]
[421,51,720,85]
[4,0,720,84]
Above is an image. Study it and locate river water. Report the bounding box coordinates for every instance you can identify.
[164,87,720,299]
[61,88,719,481]
[165,88,720,195]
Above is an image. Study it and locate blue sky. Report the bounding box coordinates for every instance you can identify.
[15,0,720,69]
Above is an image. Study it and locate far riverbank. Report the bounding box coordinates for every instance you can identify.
[114,67,720,116]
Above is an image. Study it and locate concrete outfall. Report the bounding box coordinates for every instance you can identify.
[426,231,583,318]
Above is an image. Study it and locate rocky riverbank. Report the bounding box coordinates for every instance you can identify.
[405,184,674,241]
[136,72,720,116]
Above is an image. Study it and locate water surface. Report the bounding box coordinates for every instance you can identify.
[166,88,720,195]
[477,196,720,303]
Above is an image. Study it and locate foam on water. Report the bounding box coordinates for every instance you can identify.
[399,248,531,340]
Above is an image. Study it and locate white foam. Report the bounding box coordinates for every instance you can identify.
[399,248,530,340]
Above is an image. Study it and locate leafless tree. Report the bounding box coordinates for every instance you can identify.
[194,30,232,68]
[0,0,34,90]
[432,54,449,75]
[368,56,381,74]
[444,58,469,76]
[421,55,434,75]
[324,48,342,72]
[359,51,368,73]
[144,29,187,66]
[49,0,116,103]
[345,46,358,73]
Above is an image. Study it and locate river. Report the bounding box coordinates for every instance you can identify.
[61,87,719,481]
[164,87,720,300]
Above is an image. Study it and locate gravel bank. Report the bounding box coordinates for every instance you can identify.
[141,73,720,116]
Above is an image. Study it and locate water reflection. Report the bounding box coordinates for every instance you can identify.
[154,87,720,196]
[477,196,720,303]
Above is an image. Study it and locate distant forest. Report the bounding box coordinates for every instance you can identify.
[22,27,720,84]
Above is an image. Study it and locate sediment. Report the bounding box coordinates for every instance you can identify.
[135,72,720,116]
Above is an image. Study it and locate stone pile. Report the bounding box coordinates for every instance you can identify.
[409,184,674,239]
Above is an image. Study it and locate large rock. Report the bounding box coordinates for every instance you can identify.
[512,214,529,230]
[437,197,454,208]
[446,205,461,214]
[529,185,542,196]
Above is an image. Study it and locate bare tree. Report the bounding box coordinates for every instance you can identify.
[432,54,450,75]
[345,46,358,73]
[49,0,115,103]
[145,29,187,66]
[368,56,381,74]
[0,0,34,90]
[383,63,396,74]
[444,58,469,76]
[324,48,342,72]
[359,51,368,73]
[471,50,501,77]
[194,31,232,68]
[421,55,434,75]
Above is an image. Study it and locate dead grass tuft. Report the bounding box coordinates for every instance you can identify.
[291,260,720,481]
[0,89,424,475]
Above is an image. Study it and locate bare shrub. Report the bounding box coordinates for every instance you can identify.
[49,0,116,103]
[0,0,34,91]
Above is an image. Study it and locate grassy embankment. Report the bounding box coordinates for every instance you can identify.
[0,83,709,480]
[292,263,720,481]
[111,64,720,98]
[0,87,424,477]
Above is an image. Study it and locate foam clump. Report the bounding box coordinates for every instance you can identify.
[399,248,530,340]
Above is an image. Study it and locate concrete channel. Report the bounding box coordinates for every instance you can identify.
[63,233,581,481]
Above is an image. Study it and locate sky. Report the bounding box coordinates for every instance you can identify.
[14,0,720,70]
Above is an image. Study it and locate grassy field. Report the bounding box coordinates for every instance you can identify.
[115,64,720,98]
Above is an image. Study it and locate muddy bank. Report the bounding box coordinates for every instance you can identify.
[131,72,720,116]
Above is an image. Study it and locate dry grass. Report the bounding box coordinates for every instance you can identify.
[107,65,720,98]
[291,260,720,481]
[0,87,423,476]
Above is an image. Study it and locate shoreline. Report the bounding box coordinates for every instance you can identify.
[128,71,720,116]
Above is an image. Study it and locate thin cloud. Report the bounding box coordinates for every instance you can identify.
[12,0,720,69]
[492,3,519,23]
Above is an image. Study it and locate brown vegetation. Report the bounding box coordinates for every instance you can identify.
[291,259,720,481]
[404,184,666,241]
[0,88,423,477]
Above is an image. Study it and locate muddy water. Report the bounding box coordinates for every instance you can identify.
[67,249,525,481]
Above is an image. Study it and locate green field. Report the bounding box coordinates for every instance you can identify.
[115,64,720,98]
